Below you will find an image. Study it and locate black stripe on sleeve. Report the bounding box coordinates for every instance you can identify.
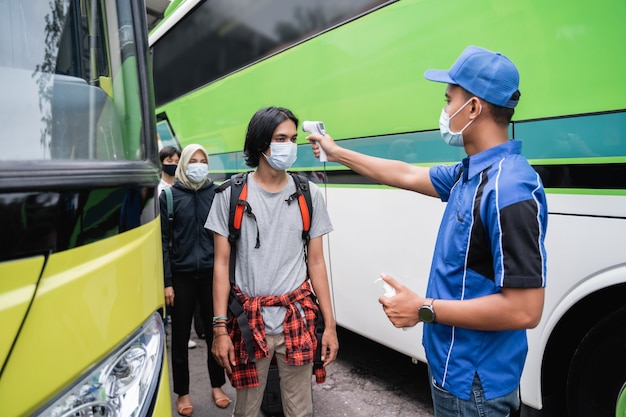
[500,199,543,288]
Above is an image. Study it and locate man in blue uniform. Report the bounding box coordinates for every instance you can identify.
[306,46,547,417]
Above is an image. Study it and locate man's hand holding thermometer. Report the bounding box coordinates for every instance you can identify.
[302,121,328,162]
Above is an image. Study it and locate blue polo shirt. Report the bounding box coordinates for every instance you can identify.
[425,140,547,401]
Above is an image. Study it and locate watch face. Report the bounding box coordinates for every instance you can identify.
[419,306,435,323]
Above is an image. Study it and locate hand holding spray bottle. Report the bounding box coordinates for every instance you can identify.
[376,274,414,331]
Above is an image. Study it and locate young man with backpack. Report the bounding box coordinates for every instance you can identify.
[206,106,338,417]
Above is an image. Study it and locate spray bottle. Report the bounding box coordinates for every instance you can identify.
[375,276,396,297]
[375,275,414,331]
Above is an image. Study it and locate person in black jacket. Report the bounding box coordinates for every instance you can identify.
[160,144,231,416]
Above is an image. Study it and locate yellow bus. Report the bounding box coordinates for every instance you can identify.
[0,1,171,416]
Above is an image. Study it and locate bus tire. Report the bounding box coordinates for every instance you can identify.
[566,305,626,417]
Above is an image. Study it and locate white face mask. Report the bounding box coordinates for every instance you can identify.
[263,142,297,171]
[439,98,481,147]
[185,163,209,183]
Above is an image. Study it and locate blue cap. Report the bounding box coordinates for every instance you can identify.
[424,46,520,109]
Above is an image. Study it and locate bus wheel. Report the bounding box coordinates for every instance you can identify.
[566,305,626,417]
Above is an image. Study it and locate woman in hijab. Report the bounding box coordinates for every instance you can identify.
[160,144,231,415]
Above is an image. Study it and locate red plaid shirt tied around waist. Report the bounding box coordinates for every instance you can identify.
[228,280,326,389]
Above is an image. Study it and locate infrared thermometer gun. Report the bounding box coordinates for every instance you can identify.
[302,121,328,162]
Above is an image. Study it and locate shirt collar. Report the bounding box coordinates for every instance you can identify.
[462,140,522,180]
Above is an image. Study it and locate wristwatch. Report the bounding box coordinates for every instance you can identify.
[418,298,436,323]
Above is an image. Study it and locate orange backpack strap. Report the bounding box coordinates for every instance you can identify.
[233,181,247,230]
[216,172,260,249]
[287,172,313,245]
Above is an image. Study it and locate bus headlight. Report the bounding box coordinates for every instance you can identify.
[35,312,165,417]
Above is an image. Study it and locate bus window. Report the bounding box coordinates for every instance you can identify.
[0,0,142,161]
[156,113,181,150]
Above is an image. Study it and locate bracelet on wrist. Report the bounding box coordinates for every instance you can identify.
[212,315,228,324]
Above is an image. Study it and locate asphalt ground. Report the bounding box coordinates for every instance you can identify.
[166,323,435,417]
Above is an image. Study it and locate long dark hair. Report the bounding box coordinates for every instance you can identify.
[243,106,298,167]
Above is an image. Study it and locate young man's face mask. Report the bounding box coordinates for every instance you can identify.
[264,142,297,171]
[162,164,177,176]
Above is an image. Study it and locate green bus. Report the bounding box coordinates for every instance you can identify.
[0,1,171,416]
[150,1,626,416]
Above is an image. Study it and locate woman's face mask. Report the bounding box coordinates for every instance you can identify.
[263,142,297,171]
[439,98,481,147]
[185,163,209,183]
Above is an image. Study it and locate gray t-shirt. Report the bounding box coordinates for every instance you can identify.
[205,173,333,334]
